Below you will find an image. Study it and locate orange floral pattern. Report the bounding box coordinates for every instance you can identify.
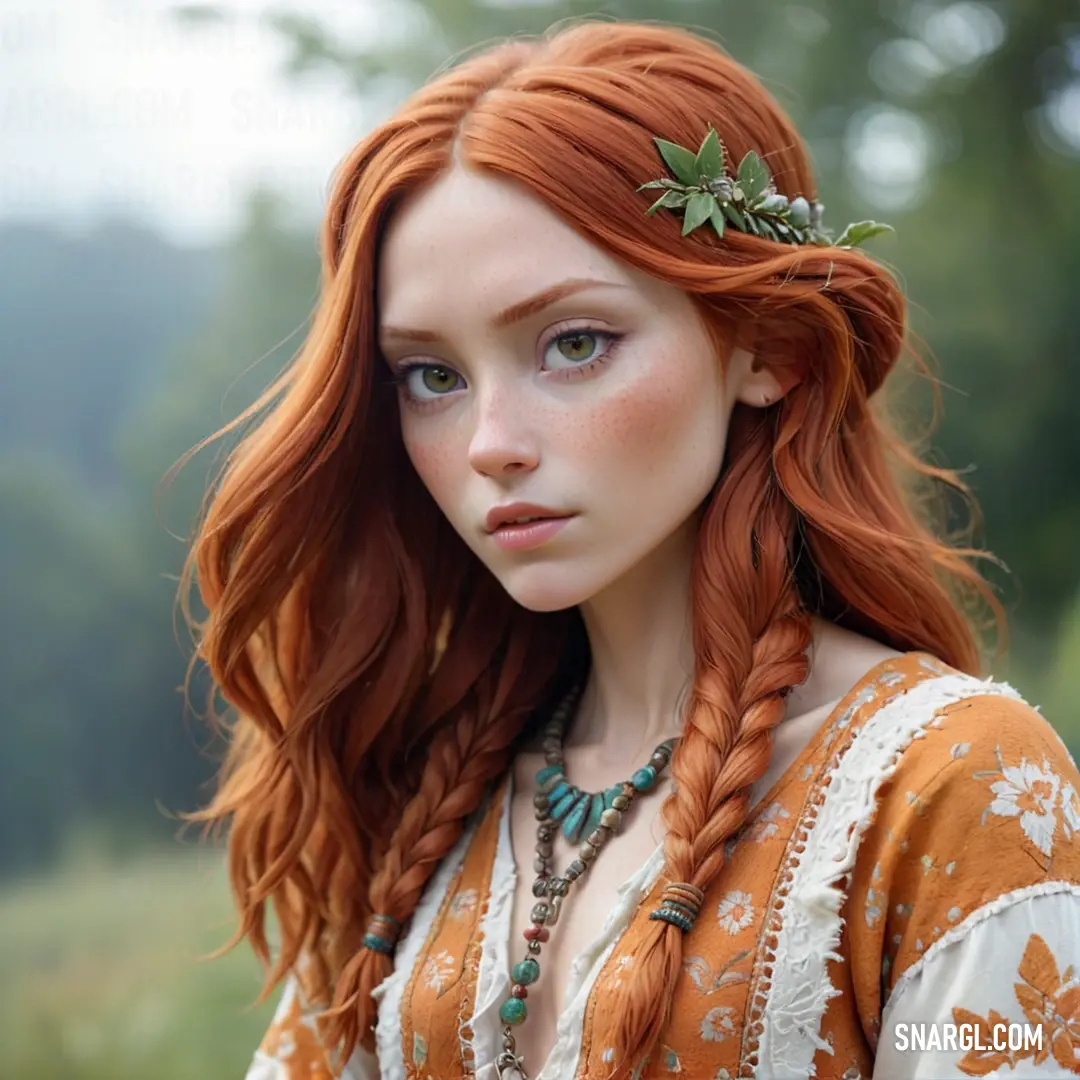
[254,979,336,1080]
[950,933,1080,1075]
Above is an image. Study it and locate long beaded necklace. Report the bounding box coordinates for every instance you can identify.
[495,683,679,1080]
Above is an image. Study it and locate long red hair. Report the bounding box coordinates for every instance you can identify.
[181,19,1002,1075]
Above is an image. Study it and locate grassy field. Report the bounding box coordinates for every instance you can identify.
[0,845,277,1080]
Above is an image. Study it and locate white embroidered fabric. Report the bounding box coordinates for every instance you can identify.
[875,884,1080,1077]
[755,671,1024,1078]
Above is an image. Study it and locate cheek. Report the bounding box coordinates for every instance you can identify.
[584,346,725,476]
[401,422,461,506]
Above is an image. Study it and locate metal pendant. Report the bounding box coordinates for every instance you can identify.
[496,1048,530,1079]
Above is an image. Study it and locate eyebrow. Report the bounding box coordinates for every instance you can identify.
[379,277,628,344]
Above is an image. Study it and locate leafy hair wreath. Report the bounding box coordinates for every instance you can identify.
[638,125,893,249]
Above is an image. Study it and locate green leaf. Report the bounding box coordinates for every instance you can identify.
[834,221,895,248]
[708,205,727,239]
[654,137,700,186]
[645,190,690,215]
[722,202,748,231]
[693,127,726,181]
[637,178,689,192]
[682,192,716,236]
[736,150,770,202]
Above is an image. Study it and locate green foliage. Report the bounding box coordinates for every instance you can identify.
[641,127,892,247]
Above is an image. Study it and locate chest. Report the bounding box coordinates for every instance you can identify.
[505,765,672,1072]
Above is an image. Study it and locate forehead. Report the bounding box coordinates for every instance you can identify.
[376,166,647,323]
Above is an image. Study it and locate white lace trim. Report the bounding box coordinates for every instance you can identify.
[373,811,477,1080]
[882,879,1080,1022]
[755,672,1025,1078]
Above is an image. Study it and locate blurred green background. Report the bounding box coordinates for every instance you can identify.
[2,1,1079,1076]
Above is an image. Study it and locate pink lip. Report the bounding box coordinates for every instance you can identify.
[490,516,574,551]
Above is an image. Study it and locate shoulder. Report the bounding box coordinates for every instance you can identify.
[839,661,1080,998]
[865,667,1079,864]
[841,672,1080,1075]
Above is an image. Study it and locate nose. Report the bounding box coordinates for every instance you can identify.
[467,381,541,477]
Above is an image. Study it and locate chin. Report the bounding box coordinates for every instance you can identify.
[493,564,599,614]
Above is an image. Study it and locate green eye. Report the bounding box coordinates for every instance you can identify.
[555,332,599,364]
[419,366,458,394]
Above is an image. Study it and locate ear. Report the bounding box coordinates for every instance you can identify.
[728,322,806,409]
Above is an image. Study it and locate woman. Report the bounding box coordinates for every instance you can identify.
[183,19,1080,1080]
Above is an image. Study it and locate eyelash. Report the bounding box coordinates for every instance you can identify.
[386,325,625,411]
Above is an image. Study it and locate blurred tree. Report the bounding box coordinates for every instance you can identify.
[0,220,222,495]
[0,191,319,873]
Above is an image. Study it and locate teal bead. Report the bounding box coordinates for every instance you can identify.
[500,997,528,1025]
[550,787,582,821]
[535,764,564,786]
[603,785,622,809]
[584,792,605,837]
[547,782,572,811]
[562,793,591,843]
[362,932,394,955]
[631,765,658,792]
[512,958,540,985]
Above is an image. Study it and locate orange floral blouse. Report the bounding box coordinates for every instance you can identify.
[245,653,1080,1078]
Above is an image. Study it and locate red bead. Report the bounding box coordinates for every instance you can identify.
[512,985,528,998]
[523,926,550,942]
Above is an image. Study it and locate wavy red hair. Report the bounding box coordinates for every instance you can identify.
[180,19,1003,1076]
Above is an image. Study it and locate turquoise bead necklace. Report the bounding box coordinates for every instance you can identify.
[495,682,678,1080]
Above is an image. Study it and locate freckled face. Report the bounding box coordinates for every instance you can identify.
[376,166,744,613]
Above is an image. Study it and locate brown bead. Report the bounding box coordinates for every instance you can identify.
[600,808,621,829]
[650,751,669,770]
[528,940,542,954]
[536,840,553,858]
[533,856,548,874]
[567,858,586,877]
[586,828,608,848]
[537,825,554,842]
[512,984,528,999]
[580,842,598,863]
[533,794,550,811]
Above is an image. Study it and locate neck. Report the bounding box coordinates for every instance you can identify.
[562,519,697,767]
